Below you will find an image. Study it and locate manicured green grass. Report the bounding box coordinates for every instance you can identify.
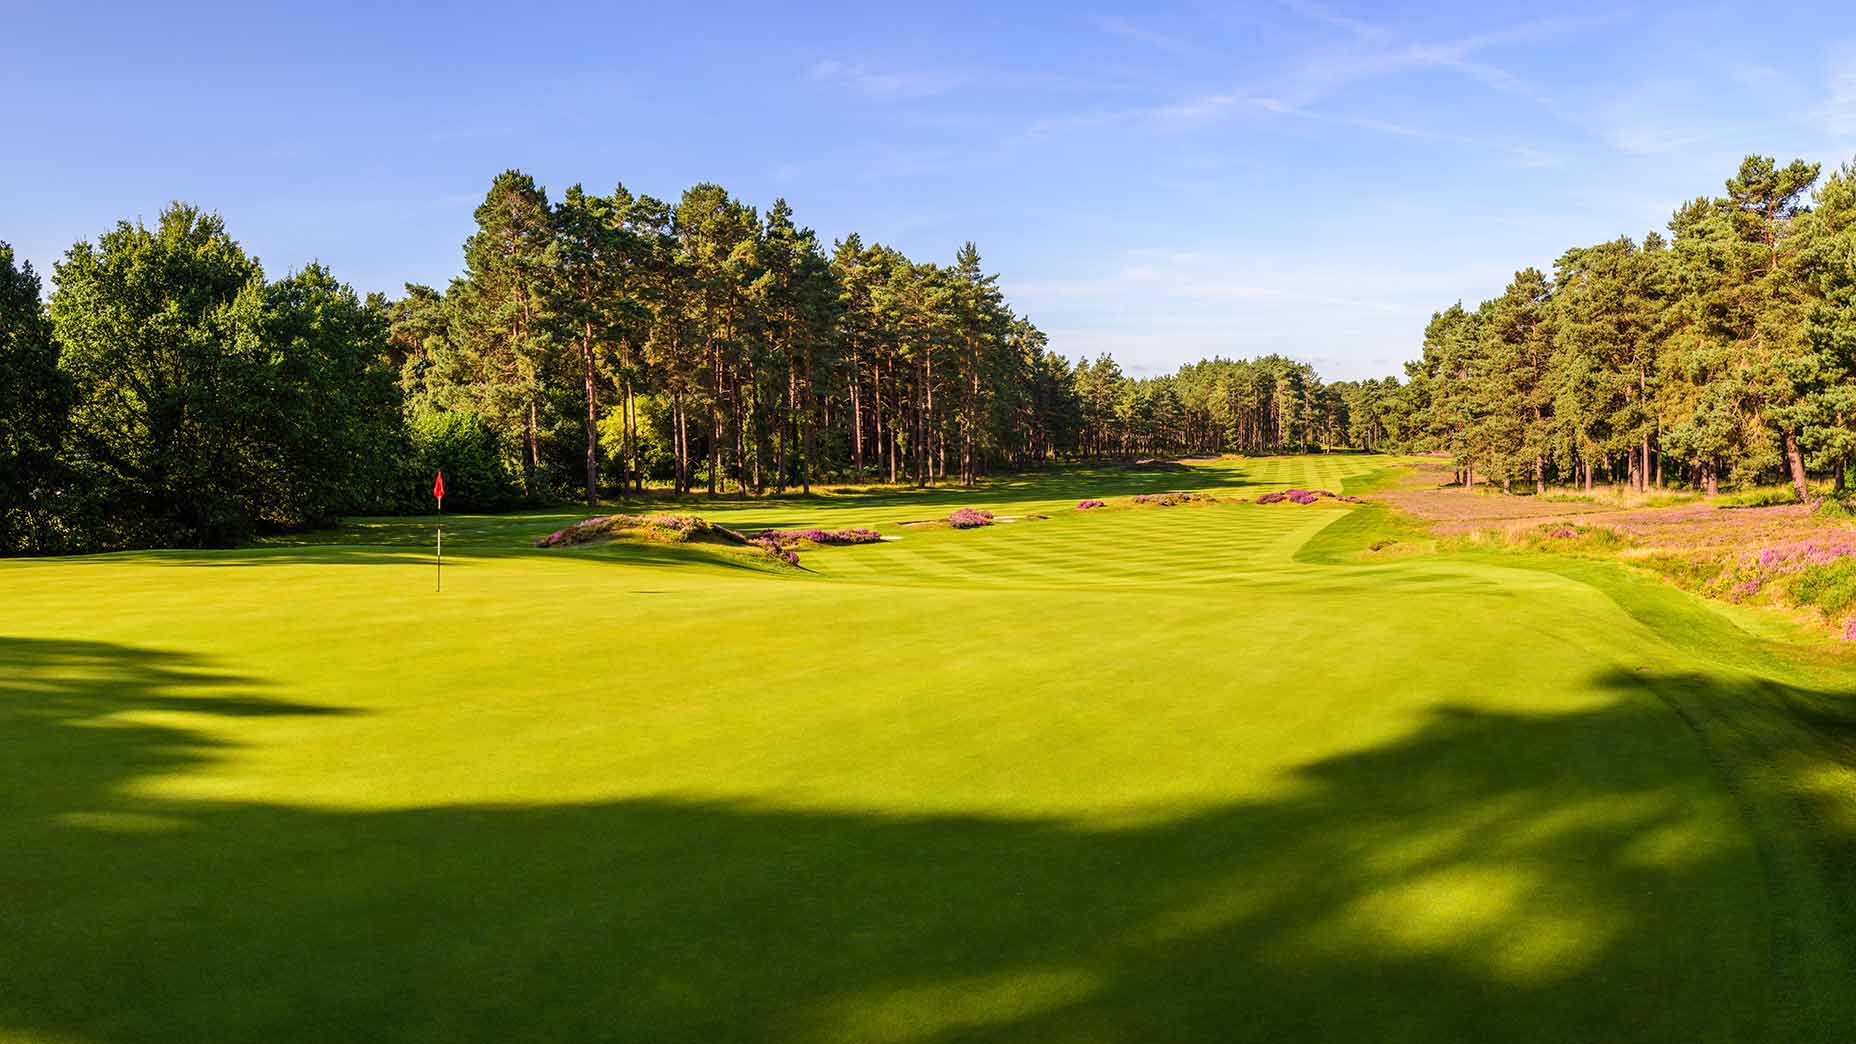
[5,455,1856,1043]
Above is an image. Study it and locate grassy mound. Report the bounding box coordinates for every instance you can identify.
[1256,488,1361,505]
[535,513,748,549]
[749,527,885,566]
[750,527,884,548]
[1131,491,1217,507]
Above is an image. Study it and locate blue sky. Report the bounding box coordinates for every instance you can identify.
[6,1,1856,379]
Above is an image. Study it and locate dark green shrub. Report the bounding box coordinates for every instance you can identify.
[1790,558,1856,617]
[408,410,521,512]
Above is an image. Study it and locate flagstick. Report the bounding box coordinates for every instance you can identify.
[436,499,443,593]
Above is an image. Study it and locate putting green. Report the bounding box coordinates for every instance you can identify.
[4,456,1855,1042]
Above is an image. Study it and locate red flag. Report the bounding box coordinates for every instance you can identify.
[433,471,445,503]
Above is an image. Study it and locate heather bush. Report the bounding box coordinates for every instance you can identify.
[1132,492,1215,507]
[753,527,883,548]
[946,508,995,529]
[1257,488,1359,505]
[1077,499,1106,510]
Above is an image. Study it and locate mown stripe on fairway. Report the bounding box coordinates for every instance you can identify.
[801,502,1347,589]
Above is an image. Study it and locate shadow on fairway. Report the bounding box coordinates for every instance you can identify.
[133,535,786,576]
[5,636,1855,1043]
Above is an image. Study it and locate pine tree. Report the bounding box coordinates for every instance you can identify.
[450,170,559,497]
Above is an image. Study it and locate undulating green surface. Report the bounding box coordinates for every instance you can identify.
[5,456,1856,1043]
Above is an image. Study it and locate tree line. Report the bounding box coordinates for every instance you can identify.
[1381,154,1856,499]
[20,154,1840,554]
[0,173,1351,553]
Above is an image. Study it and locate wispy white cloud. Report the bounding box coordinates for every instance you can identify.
[1336,114,1561,167]
[806,60,970,99]
[1151,92,1293,127]
[1019,248,1517,379]
[1015,249,1447,317]
[1594,80,1735,156]
[806,58,1141,101]
[1090,14,1200,58]
[1266,6,1608,110]
[1049,8,1597,159]
[1274,0,1377,39]
[1823,43,1856,138]
[1729,63,1791,90]
[1018,91,1296,139]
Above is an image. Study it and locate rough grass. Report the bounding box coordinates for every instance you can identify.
[1791,558,1856,618]
[1719,485,1809,509]
[5,454,1856,1043]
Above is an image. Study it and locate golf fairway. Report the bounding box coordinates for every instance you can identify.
[5,456,1856,1043]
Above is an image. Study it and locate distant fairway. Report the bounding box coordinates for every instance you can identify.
[6,456,1856,1043]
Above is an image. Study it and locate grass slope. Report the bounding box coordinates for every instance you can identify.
[4,455,1855,1043]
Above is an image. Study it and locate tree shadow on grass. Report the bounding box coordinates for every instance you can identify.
[4,636,1855,1042]
[130,535,785,577]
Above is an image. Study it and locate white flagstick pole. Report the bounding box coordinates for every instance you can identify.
[436,496,443,593]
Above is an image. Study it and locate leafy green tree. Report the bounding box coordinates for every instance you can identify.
[51,204,271,547]
[0,243,72,553]
[258,263,406,526]
[408,410,520,511]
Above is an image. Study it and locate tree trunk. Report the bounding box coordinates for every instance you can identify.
[525,398,539,497]
[671,390,686,495]
[625,381,639,495]
[850,349,864,481]
[733,375,747,494]
[923,351,936,487]
[1784,429,1810,502]
[775,374,787,494]
[886,363,897,484]
[580,327,599,508]
[748,377,763,495]
[708,348,722,495]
